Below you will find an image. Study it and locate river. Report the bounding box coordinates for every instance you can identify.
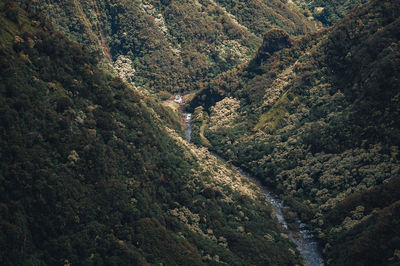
[182,111,324,266]
[183,113,192,142]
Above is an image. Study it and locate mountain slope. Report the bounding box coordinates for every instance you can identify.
[0,2,302,265]
[190,0,400,264]
[22,0,315,94]
[213,0,316,35]
[290,0,369,26]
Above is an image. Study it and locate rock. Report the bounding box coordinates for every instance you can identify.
[255,28,292,65]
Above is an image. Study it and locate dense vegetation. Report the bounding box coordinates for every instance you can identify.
[3,0,400,264]
[289,0,369,26]
[190,0,400,264]
[23,0,315,94]
[212,0,315,36]
[0,2,304,265]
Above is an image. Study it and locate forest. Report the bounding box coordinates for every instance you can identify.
[189,0,400,264]
[0,1,304,265]
[23,0,315,95]
[1,0,399,265]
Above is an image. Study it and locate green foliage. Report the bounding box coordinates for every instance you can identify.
[254,91,293,131]
[291,0,369,26]
[21,0,316,94]
[214,0,315,36]
[0,3,303,265]
[322,178,400,266]
[22,0,253,93]
[135,218,204,265]
[322,0,370,25]
[194,0,400,264]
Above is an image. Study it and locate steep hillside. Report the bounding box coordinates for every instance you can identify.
[289,0,369,26]
[209,0,315,35]
[190,0,400,264]
[0,2,303,265]
[21,0,315,94]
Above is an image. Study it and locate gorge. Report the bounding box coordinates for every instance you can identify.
[1,0,399,265]
[184,109,324,265]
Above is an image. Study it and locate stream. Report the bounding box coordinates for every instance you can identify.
[182,111,324,266]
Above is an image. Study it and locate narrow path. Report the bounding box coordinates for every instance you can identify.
[199,119,211,146]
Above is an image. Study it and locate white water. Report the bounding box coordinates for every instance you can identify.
[183,113,192,142]
[247,172,324,266]
[183,112,324,266]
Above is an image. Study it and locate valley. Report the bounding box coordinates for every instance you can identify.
[1,0,399,265]
[184,105,323,265]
